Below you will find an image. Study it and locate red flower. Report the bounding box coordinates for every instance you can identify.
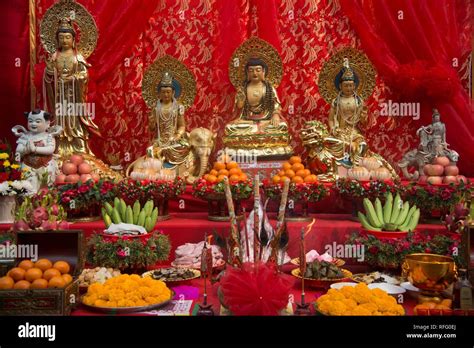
[425,248,432,253]
[0,172,8,183]
[368,246,379,253]
[0,144,7,150]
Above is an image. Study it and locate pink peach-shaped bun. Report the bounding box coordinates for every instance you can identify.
[55,174,66,184]
[65,174,80,183]
[427,176,443,185]
[69,154,84,166]
[444,165,459,176]
[433,156,450,167]
[443,176,457,184]
[78,162,92,174]
[62,162,78,175]
[80,174,93,182]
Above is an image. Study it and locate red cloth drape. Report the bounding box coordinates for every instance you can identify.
[340,0,473,176]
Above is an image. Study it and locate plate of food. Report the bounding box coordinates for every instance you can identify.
[351,272,403,285]
[290,250,345,267]
[78,267,121,294]
[81,290,175,314]
[368,283,406,296]
[291,260,352,289]
[142,268,201,284]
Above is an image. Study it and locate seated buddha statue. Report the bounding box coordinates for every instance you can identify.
[147,71,190,165]
[223,57,292,158]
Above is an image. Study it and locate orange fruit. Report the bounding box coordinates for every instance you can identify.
[18,260,34,271]
[43,268,61,281]
[209,169,218,176]
[289,156,302,164]
[207,175,217,183]
[278,170,285,177]
[213,162,226,171]
[218,169,229,177]
[292,176,304,184]
[295,169,306,178]
[282,162,292,171]
[35,259,52,272]
[229,174,240,182]
[48,276,66,289]
[25,268,43,282]
[272,175,281,184]
[226,161,239,170]
[239,173,248,181]
[302,169,311,178]
[304,175,315,183]
[217,174,227,183]
[292,163,304,172]
[280,176,289,183]
[30,278,48,289]
[62,274,73,285]
[53,261,70,275]
[228,168,241,176]
[13,280,31,290]
[203,174,209,181]
[285,169,295,178]
[9,267,26,282]
[0,276,14,289]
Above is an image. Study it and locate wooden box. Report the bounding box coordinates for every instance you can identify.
[0,230,84,316]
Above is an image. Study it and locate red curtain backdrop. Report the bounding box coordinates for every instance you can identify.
[340,0,473,175]
[2,0,472,175]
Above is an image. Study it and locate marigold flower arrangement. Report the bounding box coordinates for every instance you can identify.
[82,274,172,308]
[316,283,404,316]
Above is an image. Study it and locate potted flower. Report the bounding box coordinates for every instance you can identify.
[262,179,328,221]
[192,178,253,221]
[346,231,463,270]
[0,140,35,223]
[115,177,185,221]
[57,179,116,221]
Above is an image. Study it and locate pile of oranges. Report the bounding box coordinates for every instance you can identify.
[203,161,248,183]
[0,259,72,290]
[272,156,317,184]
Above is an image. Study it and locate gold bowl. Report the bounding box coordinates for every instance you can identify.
[402,253,457,294]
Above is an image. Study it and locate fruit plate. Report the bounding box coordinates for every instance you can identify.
[291,268,352,289]
[80,290,175,314]
[361,228,409,239]
[142,268,201,285]
[290,257,345,267]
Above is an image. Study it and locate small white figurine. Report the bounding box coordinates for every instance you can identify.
[12,109,62,192]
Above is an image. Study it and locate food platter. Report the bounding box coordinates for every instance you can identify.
[80,290,175,314]
[291,268,352,289]
[142,268,201,284]
[351,272,403,285]
[290,257,345,267]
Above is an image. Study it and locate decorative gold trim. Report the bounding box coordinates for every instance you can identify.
[228,37,283,89]
[40,0,98,59]
[318,47,376,104]
[142,55,197,110]
[29,0,36,109]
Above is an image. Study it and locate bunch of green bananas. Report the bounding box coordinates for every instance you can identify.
[102,198,158,232]
[358,193,420,232]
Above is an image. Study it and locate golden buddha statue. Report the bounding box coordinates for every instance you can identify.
[147,72,189,164]
[127,55,216,183]
[43,17,100,157]
[223,38,292,158]
[303,48,397,181]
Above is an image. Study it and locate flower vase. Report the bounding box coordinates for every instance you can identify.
[0,196,16,223]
